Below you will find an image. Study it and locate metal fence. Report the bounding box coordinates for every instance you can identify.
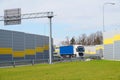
[0,55,101,68]
[0,59,49,68]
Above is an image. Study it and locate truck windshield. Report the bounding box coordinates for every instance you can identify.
[77,46,85,52]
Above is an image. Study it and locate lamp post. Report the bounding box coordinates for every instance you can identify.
[103,2,115,32]
[102,3,115,59]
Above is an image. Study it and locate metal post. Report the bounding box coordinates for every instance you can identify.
[12,31,14,61]
[113,41,115,60]
[13,61,15,68]
[102,4,105,59]
[49,17,52,64]
[32,59,34,65]
[103,5,105,32]
[102,3,115,59]
[48,12,53,64]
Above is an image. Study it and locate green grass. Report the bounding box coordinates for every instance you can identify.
[0,60,120,80]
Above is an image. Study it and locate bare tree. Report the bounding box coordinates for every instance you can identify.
[76,36,82,45]
[60,31,103,46]
[94,31,103,45]
[90,33,96,45]
[61,41,66,45]
[65,36,70,45]
[81,34,87,45]
[61,36,70,45]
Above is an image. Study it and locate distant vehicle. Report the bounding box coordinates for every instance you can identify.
[59,45,85,58]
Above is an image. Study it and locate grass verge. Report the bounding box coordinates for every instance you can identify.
[0,60,120,80]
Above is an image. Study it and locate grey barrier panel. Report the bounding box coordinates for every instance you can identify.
[12,31,25,60]
[0,30,12,47]
[96,49,103,57]
[13,31,25,51]
[0,30,13,61]
[104,44,113,60]
[114,41,120,60]
[25,34,35,49]
[0,54,12,61]
[25,34,36,59]
[35,35,44,47]
[35,35,44,59]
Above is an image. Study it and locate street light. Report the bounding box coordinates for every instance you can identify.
[102,3,115,59]
[103,2,115,32]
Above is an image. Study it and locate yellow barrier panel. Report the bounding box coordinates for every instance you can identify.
[96,46,104,50]
[114,34,120,41]
[89,52,96,54]
[85,51,89,54]
[25,49,35,55]
[13,51,24,57]
[54,49,59,53]
[44,45,49,50]
[36,47,44,53]
[0,48,12,54]
[85,51,96,54]
[104,38,113,45]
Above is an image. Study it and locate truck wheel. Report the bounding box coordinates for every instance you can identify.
[79,53,83,56]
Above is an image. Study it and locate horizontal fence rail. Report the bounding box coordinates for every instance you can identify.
[0,59,49,68]
[0,55,101,68]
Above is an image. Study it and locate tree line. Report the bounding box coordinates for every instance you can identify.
[61,31,103,46]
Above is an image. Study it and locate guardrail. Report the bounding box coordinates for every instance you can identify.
[0,59,49,68]
[0,56,101,68]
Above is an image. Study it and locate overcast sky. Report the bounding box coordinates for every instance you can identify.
[0,0,120,45]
